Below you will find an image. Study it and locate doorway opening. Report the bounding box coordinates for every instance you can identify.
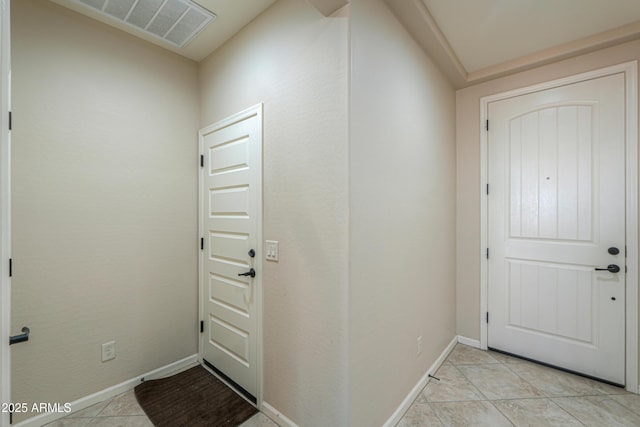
[479,61,638,392]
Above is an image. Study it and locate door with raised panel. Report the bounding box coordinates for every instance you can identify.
[488,73,626,385]
[199,104,262,401]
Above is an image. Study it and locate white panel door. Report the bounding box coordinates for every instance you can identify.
[199,104,262,400]
[488,73,626,385]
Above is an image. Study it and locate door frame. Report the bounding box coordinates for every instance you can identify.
[0,0,11,425]
[479,61,639,393]
[197,103,264,408]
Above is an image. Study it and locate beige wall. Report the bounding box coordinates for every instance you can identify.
[349,0,457,425]
[8,0,466,425]
[456,40,640,348]
[199,1,349,425]
[11,1,199,422]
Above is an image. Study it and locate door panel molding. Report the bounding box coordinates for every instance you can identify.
[480,61,638,393]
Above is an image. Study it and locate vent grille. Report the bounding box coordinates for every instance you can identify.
[74,0,215,48]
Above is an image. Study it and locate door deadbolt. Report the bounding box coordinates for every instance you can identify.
[608,247,620,255]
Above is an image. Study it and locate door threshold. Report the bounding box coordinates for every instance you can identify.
[488,347,625,389]
[203,358,257,405]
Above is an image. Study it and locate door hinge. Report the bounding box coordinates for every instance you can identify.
[200,320,204,333]
[486,183,489,195]
[200,155,204,168]
[8,111,12,131]
[486,248,489,259]
[200,238,204,251]
[9,258,12,277]
[485,119,489,131]
[486,312,489,323]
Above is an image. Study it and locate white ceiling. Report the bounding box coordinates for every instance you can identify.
[386,0,640,87]
[52,0,277,62]
[52,0,640,85]
[423,0,640,73]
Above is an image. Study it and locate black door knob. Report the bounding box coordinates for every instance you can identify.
[595,264,620,273]
[238,268,256,278]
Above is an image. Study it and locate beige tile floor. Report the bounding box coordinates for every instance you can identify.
[397,343,640,426]
[46,343,640,426]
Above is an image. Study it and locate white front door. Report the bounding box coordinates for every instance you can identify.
[488,73,626,385]
[199,104,262,401]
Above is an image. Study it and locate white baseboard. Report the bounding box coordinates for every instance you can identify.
[262,401,299,427]
[382,335,458,427]
[14,354,199,427]
[457,336,481,348]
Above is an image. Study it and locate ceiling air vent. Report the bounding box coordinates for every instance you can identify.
[74,0,216,47]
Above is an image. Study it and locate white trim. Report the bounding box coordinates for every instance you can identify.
[479,98,489,351]
[0,1,10,426]
[197,103,264,406]
[262,402,299,427]
[382,335,457,427]
[480,61,639,393]
[305,0,349,17]
[457,336,481,349]
[409,0,466,81]
[624,61,639,395]
[13,354,198,427]
[466,22,640,85]
[256,104,264,411]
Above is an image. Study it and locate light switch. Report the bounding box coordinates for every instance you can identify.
[266,240,279,261]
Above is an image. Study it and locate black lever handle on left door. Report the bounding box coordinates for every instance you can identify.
[238,268,256,278]
[595,264,620,273]
[9,326,30,345]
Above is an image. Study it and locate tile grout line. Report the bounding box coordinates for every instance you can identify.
[610,395,640,417]
[546,397,588,427]
[431,346,514,425]
[423,401,445,427]
[464,348,584,426]
[449,355,516,426]
[447,363,490,402]
[484,399,516,427]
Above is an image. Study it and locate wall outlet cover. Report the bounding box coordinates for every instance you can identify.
[102,341,116,362]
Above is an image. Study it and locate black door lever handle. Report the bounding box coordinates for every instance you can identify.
[595,264,620,273]
[10,326,30,345]
[238,268,256,278]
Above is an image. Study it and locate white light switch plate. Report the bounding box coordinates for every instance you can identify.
[265,240,279,261]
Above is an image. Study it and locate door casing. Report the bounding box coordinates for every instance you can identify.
[197,103,264,408]
[480,61,639,393]
[0,0,11,425]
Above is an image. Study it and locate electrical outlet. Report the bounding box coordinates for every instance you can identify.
[417,336,423,356]
[102,341,116,362]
